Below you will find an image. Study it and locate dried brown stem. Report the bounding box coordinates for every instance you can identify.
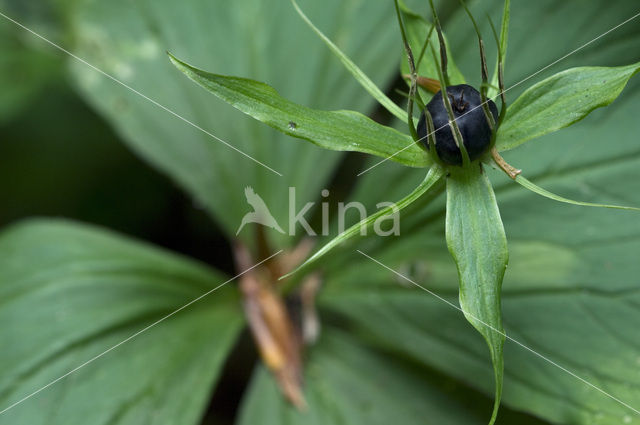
[491,148,521,179]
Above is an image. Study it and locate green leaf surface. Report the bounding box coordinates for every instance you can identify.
[446,165,507,424]
[68,0,402,244]
[496,63,640,151]
[282,164,444,279]
[237,329,504,425]
[170,54,429,168]
[0,219,243,425]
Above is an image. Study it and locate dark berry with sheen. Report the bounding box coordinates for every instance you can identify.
[417,84,498,165]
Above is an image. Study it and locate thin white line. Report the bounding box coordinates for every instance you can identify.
[0,250,283,416]
[357,11,640,177]
[357,250,640,416]
[0,11,283,177]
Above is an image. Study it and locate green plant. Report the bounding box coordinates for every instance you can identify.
[2,0,640,424]
[169,0,640,423]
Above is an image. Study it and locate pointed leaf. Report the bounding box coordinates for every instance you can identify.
[514,175,640,211]
[290,0,407,122]
[282,164,445,279]
[446,165,507,425]
[169,54,429,168]
[488,0,510,99]
[496,63,640,151]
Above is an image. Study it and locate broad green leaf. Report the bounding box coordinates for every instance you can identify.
[238,329,504,425]
[496,63,640,151]
[514,175,640,212]
[446,165,507,425]
[0,219,243,425]
[281,164,444,279]
[170,54,429,168]
[290,0,406,122]
[68,0,401,245]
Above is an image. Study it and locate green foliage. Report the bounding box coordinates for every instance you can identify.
[399,2,465,91]
[514,174,640,212]
[238,330,495,425]
[289,0,407,122]
[68,0,401,247]
[445,165,508,425]
[487,0,509,99]
[2,0,640,424]
[161,1,640,423]
[497,64,640,151]
[321,76,640,425]
[0,220,242,424]
[282,164,444,278]
[169,55,428,168]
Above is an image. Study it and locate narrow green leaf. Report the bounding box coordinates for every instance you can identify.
[446,165,507,425]
[399,2,466,90]
[496,62,640,151]
[393,0,421,143]
[497,0,510,60]
[488,0,510,99]
[459,1,496,130]
[169,54,429,168]
[290,0,407,122]
[515,175,640,211]
[282,164,445,279]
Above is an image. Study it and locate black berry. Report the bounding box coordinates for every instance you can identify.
[417,84,498,165]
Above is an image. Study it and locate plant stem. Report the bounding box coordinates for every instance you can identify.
[491,148,521,179]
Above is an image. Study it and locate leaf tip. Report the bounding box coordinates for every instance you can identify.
[277,272,292,282]
[166,52,193,75]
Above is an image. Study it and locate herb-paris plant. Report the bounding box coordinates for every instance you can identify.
[3,0,640,424]
[0,1,406,423]
[171,0,640,423]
